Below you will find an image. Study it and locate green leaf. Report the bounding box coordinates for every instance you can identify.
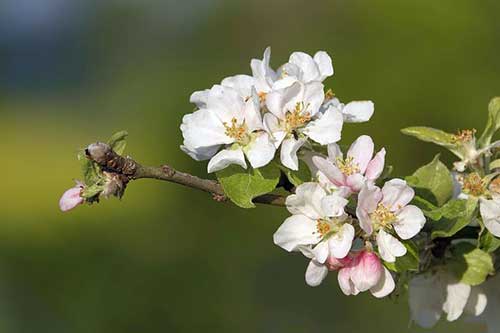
[430,198,478,239]
[216,164,281,208]
[479,230,500,253]
[449,243,494,286]
[278,160,311,187]
[406,155,453,206]
[478,97,500,148]
[81,183,104,200]
[108,130,128,155]
[489,159,500,170]
[401,126,456,147]
[384,240,419,273]
[78,150,103,185]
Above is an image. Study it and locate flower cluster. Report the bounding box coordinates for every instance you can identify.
[180,47,373,172]
[273,136,425,298]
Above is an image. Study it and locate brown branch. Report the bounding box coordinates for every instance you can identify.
[85,142,286,207]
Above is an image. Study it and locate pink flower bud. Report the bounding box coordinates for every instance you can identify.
[350,250,383,292]
[59,182,84,212]
[325,254,354,271]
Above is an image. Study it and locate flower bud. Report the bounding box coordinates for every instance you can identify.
[59,182,84,212]
[349,250,383,292]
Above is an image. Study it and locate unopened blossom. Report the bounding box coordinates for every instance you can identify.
[356,179,425,263]
[312,135,386,195]
[337,250,395,298]
[409,271,487,328]
[181,85,276,173]
[273,50,333,89]
[273,182,355,263]
[59,181,84,212]
[264,81,343,170]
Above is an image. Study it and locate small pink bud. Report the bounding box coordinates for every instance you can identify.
[325,254,354,271]
[350,250,383,292]
[59,182,84,212]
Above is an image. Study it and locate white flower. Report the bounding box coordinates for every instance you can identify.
[273,50,333,89]
[264,81,343,170]
[356,179,426,263]
[312,135,386,195]
[409,271,487,328]
[479,198,500,237]
[322,97,374,123]
[273,182,354,263]
[181,85,275,173]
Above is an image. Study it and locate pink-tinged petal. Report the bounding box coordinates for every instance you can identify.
[480,198,500,237]
[59,185,84,212]
[370,267,395,298]
[207,148,247,173]
[305,260,329,287]
[313,241,330,264]
[376,229,406,263]
[365,148,386,181]
[356,184,382,234]
[281,137,307,171]
[313,51,333,80]
[244,132,276,169]
[350,251,382,292]
[346,173,366,193]
[328,224,355,259]
[327,143,343,161]
[338,267,358,296]
[325,256,348,271]
[347,135,374,174]
[303,106,343,145]
[381,178,415,211]
[273,215,320,252]
[312,156,346,186]
[394,205,426,239]
[341,101,374,123]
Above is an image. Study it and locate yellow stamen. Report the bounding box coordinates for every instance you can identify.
[461,173,486,197]
[316,220,331,237]
[223,118,247,143]
[258,91,267,103]
[370,203,396,228]
[452,129,476,143]
[285,102,311,133]
[489,178,500,194]
[336,156,360,176]
[325,89,335,101]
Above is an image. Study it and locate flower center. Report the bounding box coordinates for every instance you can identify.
[452,129,476,144]
[258,91,267,103]
[336,156,360,176]
[461,173,486,197]
[285,102,311,133]
[223,118,248,144]
[316,219,331,237]
[370,203,396,228]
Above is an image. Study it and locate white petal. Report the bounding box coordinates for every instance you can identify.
[221,74,255,99]
[409,274,444,328]
[302,82,325,117]
[365,148,386,181]
[250,47,276,93]
[305,260,329,287]
[180,109,233,149]
[312,156,346,186]
[480,198,500,237]
[328,223,355,259]
[281,137,306,171]
[262,113,286,148]
[464,286,487,317]
[313,240,330,264]
[376,229,406,263]
[243,92,263,132]
[313,51,333,80]
[370,267,395,298]
[320,194,348,217]
[443,280,471,322]
[265,83,301,119]
[347,135,374,174]
[206,85,245,123]
[190,89,209,108]
[289,51,320,83]
[342,101,374,123]
[356,184,383,234]
[338,267,358,296]
[303,106,343,145]
[286,182,327,220]
[327,143,343,161]
[381,178,415,211]
[394,205,426,239]
[207,148,247,173]
[346,173,366,193]
[273,215,320,252]
[244,132,275,169]
[180,144,219,161]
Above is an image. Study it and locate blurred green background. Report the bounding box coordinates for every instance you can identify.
[2,0,499,332]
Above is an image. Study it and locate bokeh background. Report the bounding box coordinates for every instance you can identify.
[2,0,500,332]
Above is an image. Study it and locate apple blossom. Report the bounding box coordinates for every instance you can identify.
[312,135,386,194]
[59,181,84,212]
[322,96,374,124]
[181,85,276,173]
[273,182,355,263]
[356,179,425,262]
